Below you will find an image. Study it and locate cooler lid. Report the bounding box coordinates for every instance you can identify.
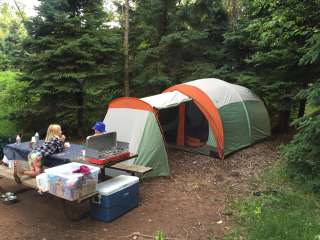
[97,175,139,196]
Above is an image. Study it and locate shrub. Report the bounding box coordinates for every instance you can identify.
[281,83,320,178]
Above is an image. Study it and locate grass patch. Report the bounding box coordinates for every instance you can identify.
[225,163,320,240]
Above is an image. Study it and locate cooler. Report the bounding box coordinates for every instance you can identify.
[90,175,139,222]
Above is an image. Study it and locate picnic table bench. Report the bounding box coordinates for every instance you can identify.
[109,163,152,176]
[0,164,36,189]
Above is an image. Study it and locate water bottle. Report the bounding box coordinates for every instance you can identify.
[16,135,21,145]
[34,132,39,143]
[30,136,36,149]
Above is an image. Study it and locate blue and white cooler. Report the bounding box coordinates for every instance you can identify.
[90,175,139,222]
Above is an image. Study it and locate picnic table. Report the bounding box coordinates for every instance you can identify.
[3,141,137,172]
[0,141,138,220]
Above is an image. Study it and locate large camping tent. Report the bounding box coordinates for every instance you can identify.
[103,78,270,177]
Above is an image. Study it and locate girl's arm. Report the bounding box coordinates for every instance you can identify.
[23,168,41,177]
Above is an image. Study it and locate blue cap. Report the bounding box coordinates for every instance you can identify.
[92,122,106,133]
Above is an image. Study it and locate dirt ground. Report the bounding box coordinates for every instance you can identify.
[0,137,284,240]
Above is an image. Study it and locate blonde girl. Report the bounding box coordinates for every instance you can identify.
[13,124,66,182]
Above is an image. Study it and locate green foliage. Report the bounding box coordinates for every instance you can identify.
[224,0,320,132]
[21,0,122,136]
[282,84,320,178]
[0,2,26,70]
[280,0,320,179]
[225,165,320,240]
[128,0,229,96]
[299,33,320,65]
[0,71,29,137]
[154,230,166,240]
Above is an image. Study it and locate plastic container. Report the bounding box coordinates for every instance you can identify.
[90,175,139,222]
[36,173,49,192]
[44,162,100,201]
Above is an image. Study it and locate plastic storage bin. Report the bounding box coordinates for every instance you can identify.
[90,175,139,222]
[44,162,100,201]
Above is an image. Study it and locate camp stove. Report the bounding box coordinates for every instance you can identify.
[87,148,130,165]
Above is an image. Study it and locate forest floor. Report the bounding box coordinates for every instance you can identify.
[0,136,286,240]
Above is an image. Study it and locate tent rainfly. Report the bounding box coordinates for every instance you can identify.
[103,78,271,177]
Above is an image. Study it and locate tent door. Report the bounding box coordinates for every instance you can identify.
[158,101,210,149]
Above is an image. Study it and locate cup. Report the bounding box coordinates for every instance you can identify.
[81,149,86,161]
[64,142,71,148]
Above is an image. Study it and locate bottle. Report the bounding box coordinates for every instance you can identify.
[34,132,39,144]
[30,136,36,149]
[16,135,21,145]
[81,149,86,161]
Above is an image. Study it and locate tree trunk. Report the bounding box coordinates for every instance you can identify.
[298,77,308,118]
[158,0,168,38]
[231,0,237,25]
[123,0,130,97]
[76,86,84,137]
[298,99,306,118]
[227,0,238,27]
[277,110,290,133]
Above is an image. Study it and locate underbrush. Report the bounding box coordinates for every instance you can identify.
[225,163,320,240]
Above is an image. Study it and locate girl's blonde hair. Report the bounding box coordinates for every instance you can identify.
[45,124,62,141]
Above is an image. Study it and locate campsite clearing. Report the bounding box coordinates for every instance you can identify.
[0,136,283,240]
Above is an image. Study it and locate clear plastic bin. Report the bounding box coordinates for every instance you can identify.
[44,162,100,201]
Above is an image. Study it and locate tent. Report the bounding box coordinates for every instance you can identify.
[103,78,271,177]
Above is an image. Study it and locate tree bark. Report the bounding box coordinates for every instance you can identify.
[298,99,306,118]
[277,110,290,133]
[298,77,308,118]
[231,0,237,25]
[123,0,130,97]
[227,0,238,27]
[76,86,84,137]
[158,0,168,38]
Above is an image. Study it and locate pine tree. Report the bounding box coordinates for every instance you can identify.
[129,0,229,96]
[0,2,25,70]
[22,0,121,136]
[224,0,320,132]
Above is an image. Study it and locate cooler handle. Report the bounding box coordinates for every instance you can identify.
[91,194,101,205]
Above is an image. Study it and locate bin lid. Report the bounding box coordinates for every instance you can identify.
[45,162,100,174]
[97,175,139,196]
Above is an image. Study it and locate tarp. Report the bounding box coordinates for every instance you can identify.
[141,91,191,110]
